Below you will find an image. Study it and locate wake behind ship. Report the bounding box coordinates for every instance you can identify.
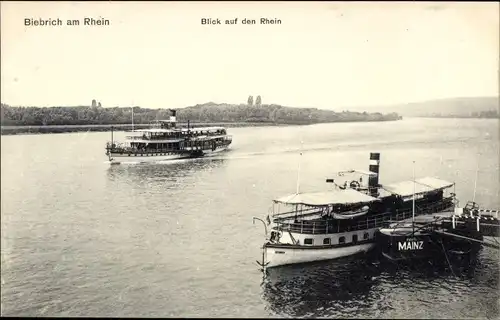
[105,109,232,164]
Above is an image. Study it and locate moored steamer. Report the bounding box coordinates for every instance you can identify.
[105,109,232,164]
[255,152,457,269]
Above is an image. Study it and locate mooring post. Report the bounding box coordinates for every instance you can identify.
[477,216,480,232]
[452,215,456,229]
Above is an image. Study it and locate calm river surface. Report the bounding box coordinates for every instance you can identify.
[1,118,499,318]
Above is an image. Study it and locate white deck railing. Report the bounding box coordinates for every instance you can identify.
[273,198,454,235]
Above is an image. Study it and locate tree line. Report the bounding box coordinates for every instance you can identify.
[0,102,402,126]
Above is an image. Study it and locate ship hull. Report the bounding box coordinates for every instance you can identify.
[376,221,485,263]
[264,242,375,268]
[260,203,454,268]
[107,146,230,164]
[376,229,437,262]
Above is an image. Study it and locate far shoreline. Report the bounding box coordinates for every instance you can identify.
[1,119,402,136]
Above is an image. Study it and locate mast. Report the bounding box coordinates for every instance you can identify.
[412,160,416,234]
[131,105,134,131]
[294,142,303,216]
[109,125,114,162]
[296,154,301,194]
[296,141,303,194]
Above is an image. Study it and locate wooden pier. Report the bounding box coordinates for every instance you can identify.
[392,210,499,234]
[387,207,500,250]
[378,204,499,264]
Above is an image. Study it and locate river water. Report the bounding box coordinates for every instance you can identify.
[1,118,499,318]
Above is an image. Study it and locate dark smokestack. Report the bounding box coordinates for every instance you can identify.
[368,152,380,197]
[169,109,177,128]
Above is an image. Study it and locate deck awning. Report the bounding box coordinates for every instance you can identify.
[352,169,378,176]
[132,127,226,133]
[133,128,177,133]
[190,135,228,141]
[415,177,454,190]
[273,188,379,206]
[124,138,184,143]
[382,177,454,197]
[337,169,378,176]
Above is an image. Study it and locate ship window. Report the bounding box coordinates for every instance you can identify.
[304,238,314,245]
[352,235,358,244]
[323,238,331,245]
[339,236,346,244]
[364,232,369,240]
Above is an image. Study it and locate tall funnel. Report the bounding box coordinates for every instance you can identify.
[368,152,380,197]
[170,109,177,127]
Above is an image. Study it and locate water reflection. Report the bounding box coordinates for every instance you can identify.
[261,250,493,318]
[261,253,382,318]
[376,250,488,286]
[106,158,226,185]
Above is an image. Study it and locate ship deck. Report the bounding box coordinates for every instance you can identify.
[388,210,500,238]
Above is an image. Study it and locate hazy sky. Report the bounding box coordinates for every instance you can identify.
[1,1,498,109]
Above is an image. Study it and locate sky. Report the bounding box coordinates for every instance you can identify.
[1,1,499,110]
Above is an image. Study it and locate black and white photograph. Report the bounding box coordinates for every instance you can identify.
[1,1,499,318]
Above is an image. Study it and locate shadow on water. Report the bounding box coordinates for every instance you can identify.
[260,249,498,318]
[377,249,487,281]
[261,253,383,318]
[106,157,227,184]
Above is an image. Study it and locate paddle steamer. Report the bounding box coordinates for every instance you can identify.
[255,152,457,268]
[105,109,232,164]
